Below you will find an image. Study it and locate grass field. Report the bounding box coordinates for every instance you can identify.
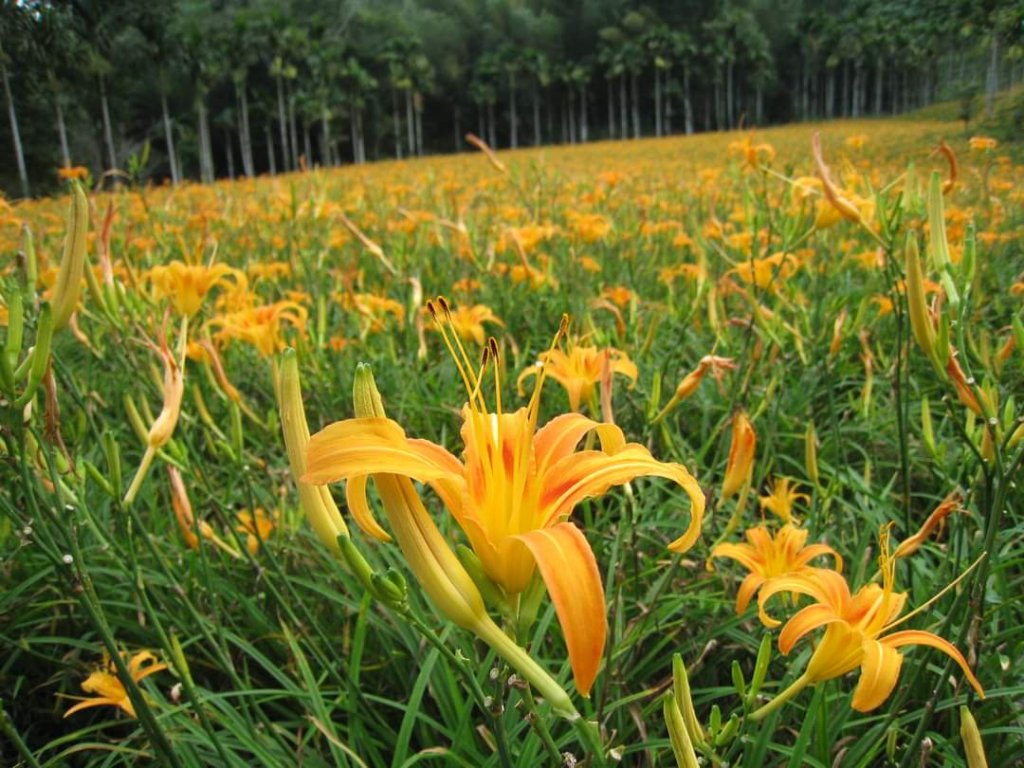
[1,116,1022,767]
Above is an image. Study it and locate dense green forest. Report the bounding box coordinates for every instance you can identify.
[1,0,1022,197]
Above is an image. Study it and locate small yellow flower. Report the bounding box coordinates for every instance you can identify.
[147,261,246,317]
[968,136,997,152]
[64,651,167,719]
[209,301,307,357]
[516,342,637,412]
[759,477,810,524]
[712,523,841,626]
[236,507,278,555]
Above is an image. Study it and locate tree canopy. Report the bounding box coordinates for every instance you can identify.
[1,0,1022,196]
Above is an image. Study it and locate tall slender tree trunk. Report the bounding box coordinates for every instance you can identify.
[238,85,255,177]
[478,106,485,140]
[683,64,694,135]
[606,76,615,139]
[405,89,415,155]
[560,91,567,143]
[664,68,673,134]
[303,124,311,167]
[286,79,299,170]
[161,91,180,185]
[266,124,277,175]
[224,127,235,179]
[654,68,663,137]
[825,69,835,118]
[453,104,461,152]
[874,56,884,114]
[852,60,862,117]
[755,85,763,124]
[532,82,542,145]
[726,60,734,128]
[985,34,999,118]
[54,89,71,169]
[392,88,402,159]
[99,74,117,171]
[276,74,290,171]
[197,97,213,183]
[630,73,640,138]
[714,77,723,129]
[350,108,359,163]
[567,87,576,144]
[619,74,628,138]
[2,61,28,197]
[414,92,424,156]
[321,108,332,167]
[487,101,496,148]
[579,84,588,142]
[508,71,518,149]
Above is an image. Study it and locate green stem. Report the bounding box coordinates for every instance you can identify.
[522,686,563,765]
[749,673,812,722]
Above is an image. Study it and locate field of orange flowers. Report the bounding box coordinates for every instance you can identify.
[1,118,1022,767]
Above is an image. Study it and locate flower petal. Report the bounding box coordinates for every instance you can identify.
[305,417,461,486]
[882,629,985,698]
[851,639,903,712]
[736,572,765,615]
[539,445,704,554]
[515,522,607,697]
[711,541,761,573]
[778,602,842,652]
[345,476,393,542]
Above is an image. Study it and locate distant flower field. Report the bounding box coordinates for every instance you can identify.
[1,118,1022,767]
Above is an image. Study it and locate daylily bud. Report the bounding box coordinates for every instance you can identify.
[52,182,89,331]
[812,133,865,225]
[664,694,700,768]
[276,349,349,551]
[921,396,936,456]
[672,653,705,747]
[960,706,989,768]
[905,233,938,367]
[893,489,963,559]
[721,411,756,500]
[351,363,489,632]
[465,132,508,174]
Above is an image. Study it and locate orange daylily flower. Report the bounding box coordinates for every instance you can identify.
[305,302,705,696]
[711,523,841,626]
[147,261,246,317]
[893,490,963,559]
[516,342,637,412]
[759,477,810,524]
[209,301,307,357]
[728,134,776,169]
[426,303,504,346]
[721,411,756,500]
[64,651,167,719]
[236,507,278,555]
[754,530,985,716]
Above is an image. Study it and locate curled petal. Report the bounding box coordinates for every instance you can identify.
[882,629,985,699]
[305,418,462,486]
[345,476,392,542]
[778,602,841,650]
[516,522,607,696]
[851,639,903,712]
[540,445,704,554]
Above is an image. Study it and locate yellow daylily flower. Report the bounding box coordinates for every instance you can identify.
[147,260,246,317]
[209,300,307,357]
[64,651,167,719]
[753,530,985,717]
[711,523,841,626]
[305,300,705,695]
[759,477,810,524]
[236,507,278,555]
[425,302,504,346]
[516,342,637,412]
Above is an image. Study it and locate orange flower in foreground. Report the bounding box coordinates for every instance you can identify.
[753,530,984,717]
[305,302,705,695]
[64,651,166,719]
